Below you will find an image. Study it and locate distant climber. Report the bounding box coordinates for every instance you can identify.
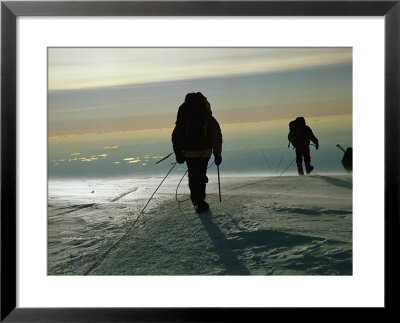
[171,92,223,213]
[337,144,352,173]
[288,117,319,175]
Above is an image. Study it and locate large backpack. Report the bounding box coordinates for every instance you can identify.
[342,147,352,172]
[288,117,307,148]
[174,93,211,151]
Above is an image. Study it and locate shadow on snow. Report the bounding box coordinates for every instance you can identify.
[198,210,250,275]
[197,211,352,275]
[313,175,352,190]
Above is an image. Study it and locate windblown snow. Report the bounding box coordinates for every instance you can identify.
[48,173,352,275]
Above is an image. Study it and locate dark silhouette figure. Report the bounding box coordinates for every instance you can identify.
[288,117,319,175]
[172,92,223,213]
[337,144,352,173]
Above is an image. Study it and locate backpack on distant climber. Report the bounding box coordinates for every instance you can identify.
[288,117,307,148]
[342,147,352,172]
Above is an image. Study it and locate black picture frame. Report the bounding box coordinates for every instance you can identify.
[1,1,399,321]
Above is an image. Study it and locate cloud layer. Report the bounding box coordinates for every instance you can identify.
[49,48,352,91]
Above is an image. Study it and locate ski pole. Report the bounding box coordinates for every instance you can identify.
[217,165,221,202]
[336,144,346,153]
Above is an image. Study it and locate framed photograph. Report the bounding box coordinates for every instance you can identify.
[2,0,399,321]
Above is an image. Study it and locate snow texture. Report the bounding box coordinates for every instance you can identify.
[48,173,352,276]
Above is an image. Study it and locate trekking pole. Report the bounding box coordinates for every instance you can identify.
[336,144,346,153]
[217,165,221,203]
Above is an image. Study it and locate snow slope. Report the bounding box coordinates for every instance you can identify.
[48,174,352,276]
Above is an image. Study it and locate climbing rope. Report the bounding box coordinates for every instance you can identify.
[275,153,284,174]
[277,158,296,177]
[261,149,273,173]
[175,169,190,203]
[175,161,215,204]
[84,162,178,275]
[224,158,296,193]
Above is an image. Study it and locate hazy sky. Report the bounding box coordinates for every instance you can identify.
[48,47,352,178]
[49,48,351,90]
[48,48,351,135]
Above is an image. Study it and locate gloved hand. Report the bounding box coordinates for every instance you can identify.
[214,154,222,166]
[315,142,319,150]
[176,152,185,164]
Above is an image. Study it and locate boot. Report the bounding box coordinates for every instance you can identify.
[194,200,209,213]
[297,162,304,176]
[305,162,314,174]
